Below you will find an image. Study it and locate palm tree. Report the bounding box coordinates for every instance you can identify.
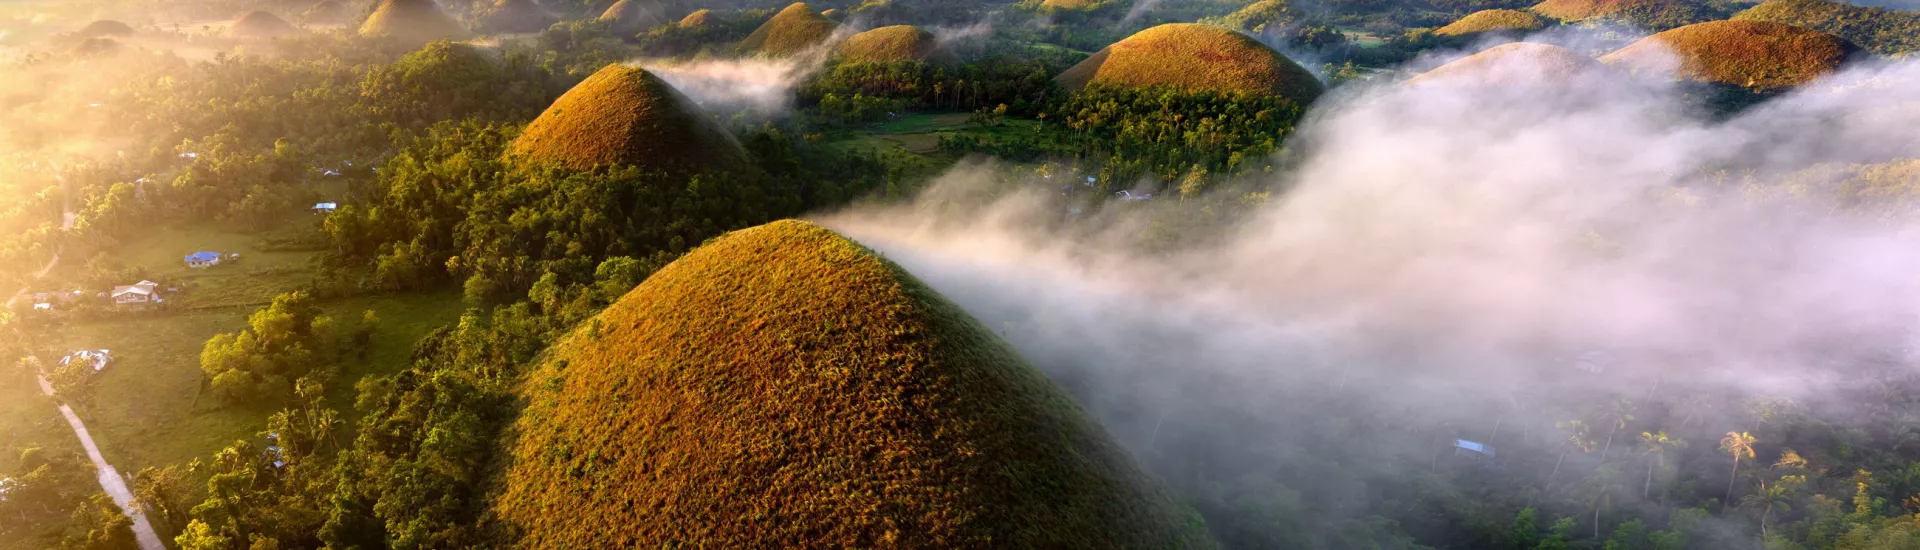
[1740,474,1802,537]
[1547,420,1595,494]
[1586,463,1624,539]
[1598,398,1636,461]
[1721,431,1758,504]
[1639,431,1684,500]
[1675,393,1713,427]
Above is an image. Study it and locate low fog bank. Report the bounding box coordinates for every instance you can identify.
[822,47,1920,544]
[632,25,858,117]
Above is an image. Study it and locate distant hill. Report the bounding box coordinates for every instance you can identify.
[1056,23,1323,104]
[740,2,837,56]
[75,20,133,38]
[600,0,666,34]
[230,11,297,38]
[837,25,939,64]
[678,8,714,28]
[359,0,469,43]
[1041,0,1112,11]
[492,219,1216,549]
[1411,42,1600,85]
[478,0,555,34]
[1601,20,1862,90]
[509,63,747,173]
[1530,0,1721,30]
[303,0,349,24]
[69,37,121,56]
[1734,0,1920,56]
[1221,0,1294,32]
[1436,9,1549,36]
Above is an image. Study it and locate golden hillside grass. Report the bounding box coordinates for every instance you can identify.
[359,0,470,43]
[837,25,938,64]
[678,8,713,28]
[1734,0,1920,56]
[1436,9,1549,36]
[76,20,133,38]
[509,63,747,172]
[1042,0,1107,10]
[741,2,838,57]
[493,220,1215,549]
[1411,42,1600,85]
[1057,23,1324,104]
[230,11,297,38]
[1600,20,1860,90]
[1222,0,1292,31]
[600,0,666,33]
[478,0,555,34]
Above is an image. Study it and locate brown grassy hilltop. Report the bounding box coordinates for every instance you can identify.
[230,11,297,38]
[1436,9,1549,36]
[492,219,1215,549]
[1411,42,1601,85]
[1531,0,1717,29]
[1734,0,1920,56]
[477,0,554,34]
[678,8,714,28]
[599,0,666,34]
[359,0,470,43]
[1600,20,1862,90]
[509,63,747,173]
[740,2,838,56]
[1056,23,1324,104]
[837,25,939,64]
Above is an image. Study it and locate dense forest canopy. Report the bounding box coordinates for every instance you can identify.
[0,0,1918,549]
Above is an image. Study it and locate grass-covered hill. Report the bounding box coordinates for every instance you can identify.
[1733,0,1920,56]
[1410,42,1600,85]
[837,25,939,64]
[1600,20,1863,90]
[600,0,667,34]
[508,63,747,173]
[1221,0,1294,33]
[678,8,713,28]
[230,11,297,38]
[359,0,470,43]
[75,20,133,38]
[1530,0,1721,30]
[1436,9,1550,36]
[492,219,1214,549]
[478,0,555,34]
[740,2,838,57]
[304,0,349,24]
[1056,23,1324,104]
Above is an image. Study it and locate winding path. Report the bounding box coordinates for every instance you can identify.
[35,375,167,550]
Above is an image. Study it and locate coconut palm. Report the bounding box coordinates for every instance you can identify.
[1740,474,1802,537]
[1639,431,1684,500]
[1721,431,1758,504]
[1597,398,1636,461]
[1547,420,1595,494]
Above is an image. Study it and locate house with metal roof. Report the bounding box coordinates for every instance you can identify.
[185,251,222,268]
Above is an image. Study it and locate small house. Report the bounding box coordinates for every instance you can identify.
[312,202,338,214]
[111,280,162,305]
[185,251,221,268]
[1454,439,1496,458]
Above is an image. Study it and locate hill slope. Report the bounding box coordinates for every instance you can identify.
[1436,9,1549,36]
[1600,20,1862,90]
[740,2,837,57]
[493,220,1213,548]
[1530,0,1719,30]
[359,0,469,43]
[1411,42,1600,85]
[837,25,939,64]
[304,1,349,24]
[230,11,297,38]
[600,0,666,34]
[1056,23,1323,104]
[1734,0,1920,56]
[76,20,134,38]
[508,63,747,172]
[478,0,555,34]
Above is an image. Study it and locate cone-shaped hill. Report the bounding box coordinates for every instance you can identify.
[837,25,940,64]
[741,2,838,57]
[678,8,713,28]
[478,0,555,34]
[509,64,747,173]
[1057,23,1323,104]
[359,0,470,43]
[1410,42,1601,85]
[230,11,298,38]
[1734,0,1920,56]
[600,0,666,34]
[76,20,134,38]
[304,0,349,24]
[1222,0,1293,32]
[1600,20,1862,90]
[493,220,1216,549]
[1530,0,1716,29]
[1436,9,1549,36]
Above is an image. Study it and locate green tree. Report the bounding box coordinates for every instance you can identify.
[1721,431,1757,504]
[1639,431,1684,500]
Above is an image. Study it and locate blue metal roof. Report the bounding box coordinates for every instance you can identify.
[185,252,220,262]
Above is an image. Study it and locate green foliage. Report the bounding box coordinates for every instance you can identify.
[1050,84,1305,181]
[59,493,137,550]
[198,291,344,405]
[1734,0,1920,57]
